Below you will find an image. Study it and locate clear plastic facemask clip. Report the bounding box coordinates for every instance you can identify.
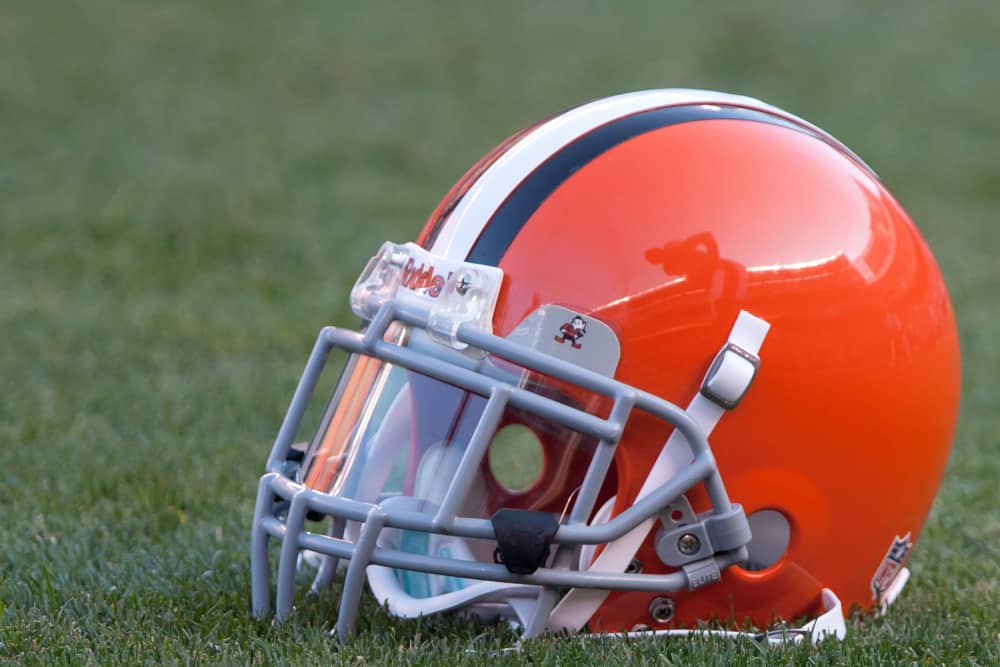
[349,242,505,351]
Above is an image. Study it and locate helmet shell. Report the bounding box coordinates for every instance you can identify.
[416,98,960,630]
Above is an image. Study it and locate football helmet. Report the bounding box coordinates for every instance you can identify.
[251,89,960,642]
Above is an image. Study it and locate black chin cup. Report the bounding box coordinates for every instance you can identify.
[491,509,560,575]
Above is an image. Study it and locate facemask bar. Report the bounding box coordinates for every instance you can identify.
[251,292,750,640]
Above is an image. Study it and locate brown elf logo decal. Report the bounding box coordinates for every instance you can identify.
[554,315,587,349]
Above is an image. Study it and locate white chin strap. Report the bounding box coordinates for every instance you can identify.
[367,563,538,623]
[548,310,771,633]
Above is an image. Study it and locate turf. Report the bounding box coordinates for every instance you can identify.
[1,1,997,664]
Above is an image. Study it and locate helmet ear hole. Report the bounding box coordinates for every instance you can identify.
[488,423,544,492]
[743,509,791,571]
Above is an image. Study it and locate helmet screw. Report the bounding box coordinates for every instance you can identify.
[648,596,675,624]
[625,558,643,574]
[677,533,701,555]
[456,274,473,295]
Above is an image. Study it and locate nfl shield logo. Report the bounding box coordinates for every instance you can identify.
[871,532,913,600]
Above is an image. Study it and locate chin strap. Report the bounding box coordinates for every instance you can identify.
[366,562,538,620]
[547,310,771,633]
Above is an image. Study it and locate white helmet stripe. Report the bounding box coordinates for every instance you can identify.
[427,89,862,262]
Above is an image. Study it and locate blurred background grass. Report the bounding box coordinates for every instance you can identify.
[1,1,997,663]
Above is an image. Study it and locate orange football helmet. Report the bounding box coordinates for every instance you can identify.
[251,89,960,642]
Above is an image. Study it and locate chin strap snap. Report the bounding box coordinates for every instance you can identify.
[700,342,760,409]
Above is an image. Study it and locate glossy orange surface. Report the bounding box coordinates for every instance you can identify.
[426,116,961,630]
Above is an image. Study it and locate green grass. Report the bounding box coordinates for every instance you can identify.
[1,0,997,663]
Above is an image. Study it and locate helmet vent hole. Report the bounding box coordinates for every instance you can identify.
[744,509,791,571]
[488,424,544,492]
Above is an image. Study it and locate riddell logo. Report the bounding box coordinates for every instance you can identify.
[401,258,452,298]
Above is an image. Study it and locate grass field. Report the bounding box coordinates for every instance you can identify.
[1,1,997,663]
